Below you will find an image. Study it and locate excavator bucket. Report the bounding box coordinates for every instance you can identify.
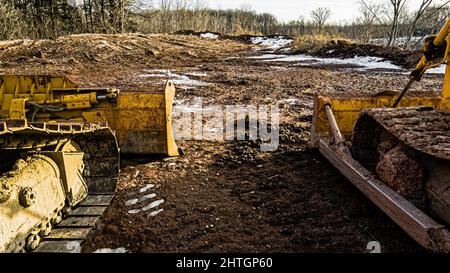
[0,74,179,156]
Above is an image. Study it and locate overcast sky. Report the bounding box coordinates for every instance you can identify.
[205,0,438,23]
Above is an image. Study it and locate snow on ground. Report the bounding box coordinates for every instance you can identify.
[427,65,446,74]
[149,209,164,217]
[200,32,219,39]
[249,53,447,74]
[93,247,128,253]
[125,183,165,217]
[250,36,293,50]
[139,184,155,193]
[247,54,281,60]
[125,193,157,206]
[266,54,402,71]
[139,69,209,88]
[184,71,209,77]
[128,199,165,214]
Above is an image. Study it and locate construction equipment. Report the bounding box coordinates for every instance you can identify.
[311,19,450,252]
[0,75,179,252]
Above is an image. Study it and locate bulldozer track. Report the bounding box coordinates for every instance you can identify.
[32,194,114,252]
[0,119,119,253]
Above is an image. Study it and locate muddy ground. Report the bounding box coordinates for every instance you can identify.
[1,34,444,253]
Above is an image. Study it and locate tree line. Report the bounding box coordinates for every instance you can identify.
[0,0,448,49]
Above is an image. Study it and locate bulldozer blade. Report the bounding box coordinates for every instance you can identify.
[103,81,179,156]
[317,137,450,252]
[0,75,179,157]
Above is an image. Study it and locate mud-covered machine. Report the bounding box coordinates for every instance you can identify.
[0,76,179,252]
[311,19,450,252]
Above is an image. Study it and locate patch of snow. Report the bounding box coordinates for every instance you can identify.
[139,184,155,193]
[261,54,404,71]
[277,98,302,105]
[427,65,446,74]
[250,36,293,50]
[171,75,210,87]
[142,199,165,211]
[141,69,171,75]
[128,199,165,214]
[125,193,157,206]
[200,33,219,39]
[184,71,208,77]
[247,54,282,60]
[270,66,288,71]
[140,69,209,88]
[149,209,164,217]
[93,247,128,253]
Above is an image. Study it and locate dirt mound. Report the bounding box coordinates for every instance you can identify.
[293,39,422,69]
[0,33,252,88]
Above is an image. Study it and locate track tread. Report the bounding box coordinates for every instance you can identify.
[45,228,92,240]
[58,216,101,227]
[78,195,114,206]
[34,241,84,253]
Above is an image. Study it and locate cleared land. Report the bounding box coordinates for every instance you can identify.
[1,34,443,253]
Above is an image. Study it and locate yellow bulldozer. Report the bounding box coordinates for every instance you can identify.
[311,19,450,252]
[0,75,179,252]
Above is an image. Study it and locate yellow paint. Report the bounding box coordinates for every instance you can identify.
[311,18,450,144]
[0,74,179,156]
[312,95,441,141]
[9,99,27,119]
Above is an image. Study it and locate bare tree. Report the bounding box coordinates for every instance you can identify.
[405,0,449,48]
[311,7,332,34]
[403,0,433,48]
[0,0,25,40]
[159,0,174,33]
[358,0,383,43]
[385,0,408,46]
